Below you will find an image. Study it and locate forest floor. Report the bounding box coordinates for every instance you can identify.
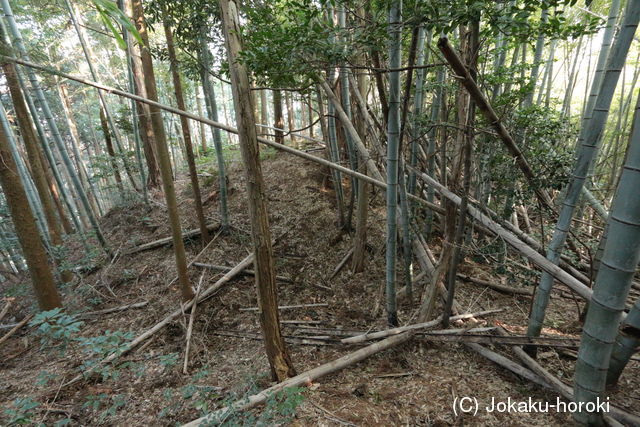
[1,148,639,426]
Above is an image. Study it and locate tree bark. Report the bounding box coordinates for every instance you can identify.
[163,19,210,244]
[219,0,296,381]
[131,0,193,301]
[0,109,62,310]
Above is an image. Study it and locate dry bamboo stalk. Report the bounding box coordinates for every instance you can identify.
[0,298,13,322]
[126,223,220,254]
[0,314,33,347]
[457,274,533,296]
[183,272,205,374]
[76,301,149,319]
[342,309,501,344]
[62,253,255,388]
[181,331,413,426]
[239,303,328,312]
[193,262,292,283]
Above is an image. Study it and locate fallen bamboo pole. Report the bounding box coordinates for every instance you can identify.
[181,331,414,427]
[0,314,33,347]
[412,168,595,302]
[438,37,554,211]
[126,223,220,254]
[193,262,292,283]
[457,274,533,296]
[76,301,149,319]
[496,328,640,426]
[342,309,501,344]
[61,253,255,388]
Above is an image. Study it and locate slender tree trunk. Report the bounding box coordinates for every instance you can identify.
[163,19,210,244]
[285,91,295,145]
[100,108,124,193]
[0,110,62,310]
[443,19,478,327]
[260,90,268,128]
[219,0,296,382]
[273,90,284,144]
[132,0,193,302]
[57,81,103,215]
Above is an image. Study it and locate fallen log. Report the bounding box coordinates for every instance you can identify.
[420,332,579,348]
[193,262,293,283]
[181,331,414,427]
[61,253,255,388]
[465,342,552,388]
[342,309,501,344]
[457,274,533,296]
[126,223,220,254]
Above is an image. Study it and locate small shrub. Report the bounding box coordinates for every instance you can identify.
[29,308,84,352]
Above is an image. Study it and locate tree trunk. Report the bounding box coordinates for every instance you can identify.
[163,19,210,244]
[273,90,284,144]
[131,0,193,302]
[219,0,296,382]
[2,60,73,283]
[0,107,62,311]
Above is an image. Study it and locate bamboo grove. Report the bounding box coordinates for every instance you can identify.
[0,0,639,425]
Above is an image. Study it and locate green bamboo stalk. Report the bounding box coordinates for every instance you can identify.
[606,297,640,386]
[385,0,402,327]
[408,25,428,198]
[524,8,547,107]
[198,28,229,229]
[527,0,639,345]
[64,0,139,192]
[573,93,640,425]
[325,4,345,227]
[424,67,444,238]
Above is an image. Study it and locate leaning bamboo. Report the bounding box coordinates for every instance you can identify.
[2,56,444,217]
[574,92,640,424]
[528,0,639,345]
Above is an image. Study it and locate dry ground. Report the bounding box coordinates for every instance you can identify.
[1,150,639,426]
